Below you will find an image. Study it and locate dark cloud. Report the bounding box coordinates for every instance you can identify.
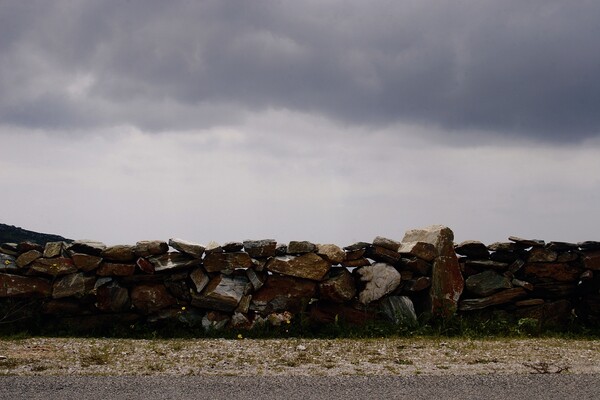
[1,0,600,140]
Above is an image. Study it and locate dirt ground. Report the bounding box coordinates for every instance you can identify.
[0,337,598,376]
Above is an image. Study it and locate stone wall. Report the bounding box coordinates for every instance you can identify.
[0,225,598,333]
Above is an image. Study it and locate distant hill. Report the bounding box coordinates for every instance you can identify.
[0,223,72,245]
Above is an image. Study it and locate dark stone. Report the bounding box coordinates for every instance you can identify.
[243,239,277,258]
[372,236,401,251]
[0,243,18,256]
[343,242,371,252]
[0,254,18,273]
[0,273,51,297]
[245,268,266,291]
[164,280,192,302]
[465,270,512,297]
[251,275,317,314]
[341,258,371,269]
[527,248,558,263]
[275,243,287,256]
[454,241,490,259]
[458,288,527,311]
[546,241,579,252]
[508,236,545,247]
[204,241,223,254]
[489,251,522,263]
[532,282,577,299]
[134,240,169,257]
[380,296,418,327]
[203,252,253,273]
[17,241,44,253]
[191,275,250,312]
[287,241,317,254]
[512,278,534,291]
[487,242,520,252]
[515,298,545,307]
[308,301,375,325]
[366,245,402,264]
[28,257,77,276]
[42,299,89,315]
[398,242,436,262]
[131,283,177,314]
[16,250,42,267]
[344,247,367,261]
[168,238,205,258]
[400,257,431,276]
[223,242,244,252]
[464,259,509,271]
[136,257,155,274]
[149,252,202,273]
[189,267,210,293]
[95,282,130,312]
[68,240,107,256]
[515,300,572,328]
[557,252,579,263]
[266,253,330,281]
[319,268,356,303]
[96,262,135,277]
[71,253,102,272]
[52,273,96,299]
[582,250,600,270]
[403,276,431,292]
[578,241,600,251]
[522,263,583,282]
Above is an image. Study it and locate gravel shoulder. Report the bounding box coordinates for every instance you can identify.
[0,337,598,376]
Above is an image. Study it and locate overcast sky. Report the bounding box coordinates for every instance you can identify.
[2,0,600,246]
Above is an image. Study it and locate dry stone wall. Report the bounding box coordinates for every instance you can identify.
[0,225,598,333]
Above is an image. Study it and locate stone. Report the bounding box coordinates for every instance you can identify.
[490,251,523,264]
[68,240,107,256]
[581,250,600,270]
[204,241,223,254]
[17,241,43,253]
[266,253,330,281]
[0,243,18,256]
[251,275,317,314]
[532,282,576,299]
[131,284,177,314]
[465,270,512,297]
[454,241,490,259]
[516,299,572,328]
[341,258,371,269]
[275,243,287,256]
[580,270,594,281]
[556,252,579,263]
[487,242,519,252]
[465,260,509,271]
[356,263,402,305]
[366,245,402,264]
[372,236,401,251]
[28,257,77,276]
[168,238,205,258]
[16,250,42,267]
[231,312,251,329]
[400,270,414,281]
[243,239,277,258]
[42,299,88,316]
[546,241,579,252]
[403,276,431,292]
[403,225,464,318]
[319,268,356,303]
[202,311,230,331]
[0,254,18,273]
[189,267,210,293]
[380,296,418,327]
[101,245,136,262]
[578,241,600,251]
[245,268,266,291]
[344,247,367,261]
[458,288,527,311]
[316,244,345,264]
[164,280,192,302]
[148,252,201,273]
[251,258,267,272]
[527,248,558,263]
[343,242,371,252]
[134,240,169,257]
[508,236,545,247]
[508,259,526,274]
[222,242,244,252]
[0,273,51,297]
[96,262,135,277]
[235,294,252,314]
[522,263,583,282]
[71,253,102,272]
[512,278,534,291]
[192,275,250,312]
[398,242,436,262]
[400,257,431,276]
[308,301,376,325]
[52,272,96,299]
[95,282,130,312]
[136,257,155,274]
[288,241,317,254]
[43,242,65,258]
[515,299,545,307]
[203,252,253,273]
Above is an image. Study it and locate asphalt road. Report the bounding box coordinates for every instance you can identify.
[1,374,598,400]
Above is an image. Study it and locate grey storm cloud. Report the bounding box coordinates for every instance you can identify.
[1,0,600,140]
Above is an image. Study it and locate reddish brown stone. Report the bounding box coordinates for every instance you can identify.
[366,245,402,264]
[96,262,136,277]
[287,241,317,254]
[403,225,464,318]
[401,257,431,276]
[458,288,527,311]
[251,275,317,314]
[95,282,130,312]
[398,241,436,262]
[17,241,43,253]
[582,250,600,270]
[319,268,356,303]
[515,298,545,307]
[403,276,431,292]
[136,257,155,274]
[71,253,102,272]
[341,258,371,268]
[131,283,177,314]
[28,257,77,277]
[522,263,583,282]
[0,273,51,297]
[203,252,253,272]
[189,267,210,293]
[527,248,558,263]
[266,253,330,281]
[308,301,376,325]
[52,273,96,299]
[243,239,277,258]
[316,244,346,264]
